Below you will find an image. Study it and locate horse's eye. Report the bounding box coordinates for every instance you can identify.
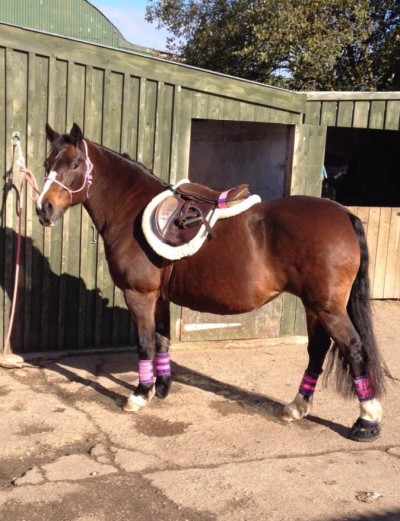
[71,163,79,170]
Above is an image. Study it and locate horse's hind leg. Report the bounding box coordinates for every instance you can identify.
[316,309,382,441]
[154,297,172,399]
[122,289,157,412]
[281,310,331,422]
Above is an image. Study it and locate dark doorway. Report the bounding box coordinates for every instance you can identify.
[323,127,400,206]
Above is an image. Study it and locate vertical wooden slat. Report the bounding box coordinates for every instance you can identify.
[320,101,337,126]
[0,47,6,349]
[373,207,391,297]
[366,207,381,298]
[101,68,122,346]
[191,91,209,119]
[222,97,241,121]
[153,81,166,178]
[280,295,306,336]
[336,101,354,127]
[238,101,256,122]
[62,61,86,348]
[120,73,140,159]
[137,77,148,165]
[368,100,386,130]
[27,52,49,350]
[5,49,29,351]
[304,101,321,125]
[384,101,400,131]
[158,83,174,182]
[169,85,182,185]
[103,70,124,151]
[81,66,102,348]
[207,94,222,120]
[304,125,326,196]
[353,101,370,128]
[45,57,67,349]
[383,209,400,298]
[2,48,15,351]
[175,89,193,181]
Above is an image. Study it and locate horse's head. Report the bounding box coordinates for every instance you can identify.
[36,123,93,226]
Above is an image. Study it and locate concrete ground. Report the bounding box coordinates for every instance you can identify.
[0,300,399,521]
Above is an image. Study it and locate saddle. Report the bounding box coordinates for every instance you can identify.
[142,179,261,261]
[155,183,250,246]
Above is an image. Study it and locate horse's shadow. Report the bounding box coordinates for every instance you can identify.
[39,352,351,440]
[0,227,135,351]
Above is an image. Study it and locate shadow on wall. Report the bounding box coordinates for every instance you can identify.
[0,226,136,353]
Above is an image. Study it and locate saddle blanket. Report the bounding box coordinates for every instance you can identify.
[142,179,261,260]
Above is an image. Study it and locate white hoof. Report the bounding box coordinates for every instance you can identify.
[281,393,312,422]
[360,398,382,422]
[122,388,155,413]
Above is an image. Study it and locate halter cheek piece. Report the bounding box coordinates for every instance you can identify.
[44,140,93,204]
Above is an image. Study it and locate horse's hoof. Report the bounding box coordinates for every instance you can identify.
[280,394,312,422]
[122,394,148,413]
[122,389,154,412]
[350,417,381,442]
[155,376,172,399]
[280,409,296,422]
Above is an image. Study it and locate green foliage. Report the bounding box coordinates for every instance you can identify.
[146,0,400,90]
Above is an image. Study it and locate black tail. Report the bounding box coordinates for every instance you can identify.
[325,212,387,399]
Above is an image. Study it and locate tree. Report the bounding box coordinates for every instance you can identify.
[146,0,400,91]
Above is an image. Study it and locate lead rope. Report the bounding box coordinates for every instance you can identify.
[1,133,40,369]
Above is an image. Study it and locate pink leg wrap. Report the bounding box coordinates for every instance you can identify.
[138,359,154,385]
[354,376,373,402]
[299,370,319,398]
[156,352,171,377]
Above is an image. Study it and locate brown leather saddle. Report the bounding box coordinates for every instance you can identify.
[154,182,250,246]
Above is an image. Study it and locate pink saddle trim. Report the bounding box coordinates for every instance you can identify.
[217,189,231,208]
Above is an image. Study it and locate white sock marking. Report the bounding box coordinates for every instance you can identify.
[360,398,382,422]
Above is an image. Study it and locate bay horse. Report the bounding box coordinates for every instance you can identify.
[36,123,387,442]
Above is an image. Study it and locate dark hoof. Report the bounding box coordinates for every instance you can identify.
[155,375,172,399]
[350,417,381,442]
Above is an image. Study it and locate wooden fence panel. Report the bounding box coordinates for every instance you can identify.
[348,207,400,298]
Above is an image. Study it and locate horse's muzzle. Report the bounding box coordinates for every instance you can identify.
[36,201,59,227]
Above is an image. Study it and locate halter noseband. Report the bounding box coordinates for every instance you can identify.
[44,140,93,204]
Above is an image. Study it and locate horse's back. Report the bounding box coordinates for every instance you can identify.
[169,195,361,314]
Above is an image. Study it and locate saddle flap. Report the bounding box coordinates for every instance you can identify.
[154,195,183,235]
[154,195,206,246]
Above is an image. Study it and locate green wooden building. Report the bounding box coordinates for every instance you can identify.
[1,2,399,354]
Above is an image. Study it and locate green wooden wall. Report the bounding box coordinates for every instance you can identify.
[305,92,400,130]
[1,23,316,353]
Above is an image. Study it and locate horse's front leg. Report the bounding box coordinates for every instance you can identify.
[281,310,331,422]
[122,289,158,412]
[154,297,172,399]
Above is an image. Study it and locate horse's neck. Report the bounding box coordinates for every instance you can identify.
[83,143,163,237]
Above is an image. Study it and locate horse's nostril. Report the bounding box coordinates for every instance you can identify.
[36,200,54,224]
[43,201,53,215]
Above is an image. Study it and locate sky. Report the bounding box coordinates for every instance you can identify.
[90,0,171,51]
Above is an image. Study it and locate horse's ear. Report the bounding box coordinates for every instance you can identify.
[45,123,59,143]
[70,123,84,145]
